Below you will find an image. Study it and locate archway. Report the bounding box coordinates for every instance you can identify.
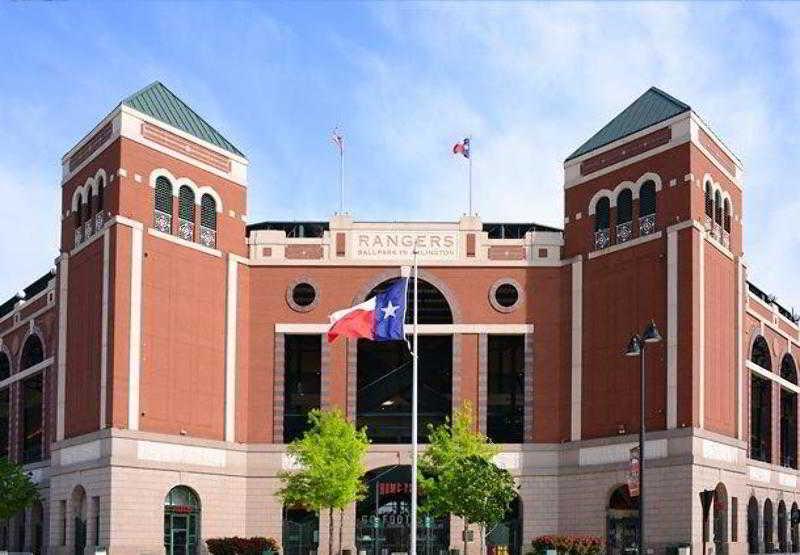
[748,497,760,554]
[781,355,798,468]
[606,485,638,555]
[31,501,43,555]
[764,499,774,553]
[356,465,449,555]
[713,483,728,552]
[791,502,799,552]
[282,506,319,555]
[71,486,87,555]
[778,500,788,552]
[486,496,522,555]
[357,278,453,444]
[164,486,201,555]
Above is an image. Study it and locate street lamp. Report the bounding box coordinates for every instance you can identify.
[625,320,662,555]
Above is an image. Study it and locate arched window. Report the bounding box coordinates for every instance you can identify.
[96,177,105,215]
[616,189,633,243]
[21,373,43,463]
[781,354,798,468]
[748,497,760,554]
[71,486,87,555]
[714,190,722,225]
[0,352,9,381]
[765,499,775,553]
[154,176,173,234]
[164,486,200,555]
[178,186,196,242]
[713,483,728,547]
[752,373,772,463]
[723,198,731,233]
[21,335,44,370]
[199,194,217,248]
[594,196,610,250]
[705,182,714,219]
[752,336,772,370]
[0,353,9,460]
[779,501,788,552]
[639,181,657,236]
[791,502,799,552]
[74,195,83,228]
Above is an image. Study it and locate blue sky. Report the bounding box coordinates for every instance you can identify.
[1,2,800,308]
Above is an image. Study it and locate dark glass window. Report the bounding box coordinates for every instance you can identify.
[723,199,731,233]
[96,178,104,213]
[714,190,723,225]
[0,388,8,459]
[487,335,525,443]
[154,177,173,215]
[752,336,772,370]
[751,374,772,463]
[617,189,633,224]
[781,355,798,469]
[200,194,217,230]
[0,352,9,381]
[74,198,83,227]
[640,181,656,216]
[765,499,775,553]
[367,278,452,325]
[292,283,317,308]
[494,284,519,309]
[595,197,610,231]
[705,183,714,218]
[284,335,321,443]
[179,186,195,221]
[22,373,43,464]
[164,486,200,555]
[21,336,43,370]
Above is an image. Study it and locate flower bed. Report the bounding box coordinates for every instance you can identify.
[530,535,604,555]
[206,536,280,555]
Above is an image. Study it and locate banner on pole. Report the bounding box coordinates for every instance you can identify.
[628,446,640,497]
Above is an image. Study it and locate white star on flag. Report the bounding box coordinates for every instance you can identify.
[381,300,399,319]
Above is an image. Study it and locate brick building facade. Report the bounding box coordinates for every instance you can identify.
[0,82,794,555]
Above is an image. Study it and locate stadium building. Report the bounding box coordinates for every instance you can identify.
[0,82,794,555]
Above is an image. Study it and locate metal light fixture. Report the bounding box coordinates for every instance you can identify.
[642,320,662,343]
[625,336,642,357]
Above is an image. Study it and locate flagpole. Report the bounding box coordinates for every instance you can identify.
[468,146,473,216]
[410,249,419,555]
[339,141,345,213]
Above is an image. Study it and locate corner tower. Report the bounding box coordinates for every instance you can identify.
[562,87,744,442]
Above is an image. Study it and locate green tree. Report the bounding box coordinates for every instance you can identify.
[419,402,501,555]
[0,458,40,521]
[278,409,369,555]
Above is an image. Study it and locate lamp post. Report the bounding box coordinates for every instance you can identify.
[625,320,662,555]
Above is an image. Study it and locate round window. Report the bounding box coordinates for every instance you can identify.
[489,279,523,313]
[287,279,320,312]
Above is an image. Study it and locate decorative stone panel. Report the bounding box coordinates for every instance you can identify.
[273,334,285,443]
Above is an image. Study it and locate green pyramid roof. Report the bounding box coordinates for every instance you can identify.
[123,81,244,158]
[566,87,690,161]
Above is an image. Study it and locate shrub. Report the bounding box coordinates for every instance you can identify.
[206,536,280,555]
[531,535,603,555]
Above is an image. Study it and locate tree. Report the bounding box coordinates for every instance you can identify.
[419,402,503,555]
[0,458,40,521]
[278,409,369,555]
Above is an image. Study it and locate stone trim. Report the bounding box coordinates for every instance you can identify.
[347,339,357,422]
[452,334,462,417]
[488,278,524,314]
[321,338,330,409]
[478,334,488,434]
[273,333,285,443]
[286,277,321,313]
[524,333,535,442]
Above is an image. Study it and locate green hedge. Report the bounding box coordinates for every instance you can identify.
[206,536,280,555]
[530,535,604,555]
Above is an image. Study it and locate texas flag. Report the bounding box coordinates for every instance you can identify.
[327,278,408,343]
[452,137,470,158]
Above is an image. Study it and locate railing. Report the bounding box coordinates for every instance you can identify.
[616,221,633,244]
[95,212,104,231]
[177,218,195,242]
[594,228,610,250]
[199,225,216,248]
[85,217,94,238]
[639,213,656,236]
[704,215,713,230]
[712,222,722,242]
[722,230,730,249]
[154,210,172,234]
[74,227,83,247]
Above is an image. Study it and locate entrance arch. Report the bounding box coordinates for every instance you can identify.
[779,500,788,552]
[764,498,774,553]
[487,496,522,555]
[356,465,449,555]
[713,483,728,551]
[606,485,638,555]
[747,497,759,554]
[792,502,799,552]
[282,506,319,555]
[71,486,87,555]
[357,278,453,444]
[164,486,201,555]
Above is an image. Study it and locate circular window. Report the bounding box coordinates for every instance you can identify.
[287,279,320,312]
[489,279,523,313]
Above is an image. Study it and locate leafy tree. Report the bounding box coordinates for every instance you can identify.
[0,458,40,521]
[278,409,369,555]
[419,402,503,555]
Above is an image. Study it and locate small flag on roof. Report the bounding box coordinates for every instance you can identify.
[452,137,470,158]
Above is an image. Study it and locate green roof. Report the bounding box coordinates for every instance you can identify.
[566,87,690,161]
[122,81,244,157]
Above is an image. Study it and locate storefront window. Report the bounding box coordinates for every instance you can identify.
[164,486,200,555]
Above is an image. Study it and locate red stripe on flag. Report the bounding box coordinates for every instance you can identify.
[327,309,374,343]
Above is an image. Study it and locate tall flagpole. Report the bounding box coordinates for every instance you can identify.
[333,127,344,213]
[411,249,419,555]
[468,136,473,216]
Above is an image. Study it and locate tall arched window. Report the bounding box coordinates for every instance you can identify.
[164,486,200,555]
[178,186,196,242]
[0,352,9,460]
[779,501,788,552]
[705,182,714,219]
[792,502,799,552]
[95,177,105,227]
[0,352,9,381]
[199,194,217,248]
[21,335,44,370]
[74,195,83,228]
[616,189,633,243]
[594,196,610,250]
[723,198,731,233]
[748,497,760,554]
[713,483,729,548]
[639,181,657,236]
[752,336,772,370]
[20,335,44,463]
[154,176,173,234]
[781,354,798,468]
[765,499,775,553]
[714,190,722,225]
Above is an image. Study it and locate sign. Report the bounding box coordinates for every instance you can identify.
[352,231,459,261]
[628,447,640,497]
[378,482,412,496]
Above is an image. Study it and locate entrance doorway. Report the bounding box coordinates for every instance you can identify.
[72,486,87,555]
[164,486,201,555]
[606,485,638,555]
[356,466,449,555]
[486,496,522,555]
[283,507,319,555]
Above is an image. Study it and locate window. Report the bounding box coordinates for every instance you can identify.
[595,197,610,231]
[490,280,521,313]
[178,186,196,241]
[0,352,9,381]
[748,497,759,554]
[705,182,714,218]
[714,190,722,225]
[154,176,173,233]
[199,194,217,248]
[751,374,772,463]
[640,181,656,216]
[21,335,43,369]
[617,189,633,224]
[487,335,525,443]
[92,496,100,546]
[164,486,200,555]
[765,499,775,553]
[96,178,104,214]
[283,335,321,443]
[74,197,83,228]
[288,282,318,312]
[0,388,8,459]
[752,336,771,370]
[781,355,798,468]
[723,198,731,233]
[21,373,43,463]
